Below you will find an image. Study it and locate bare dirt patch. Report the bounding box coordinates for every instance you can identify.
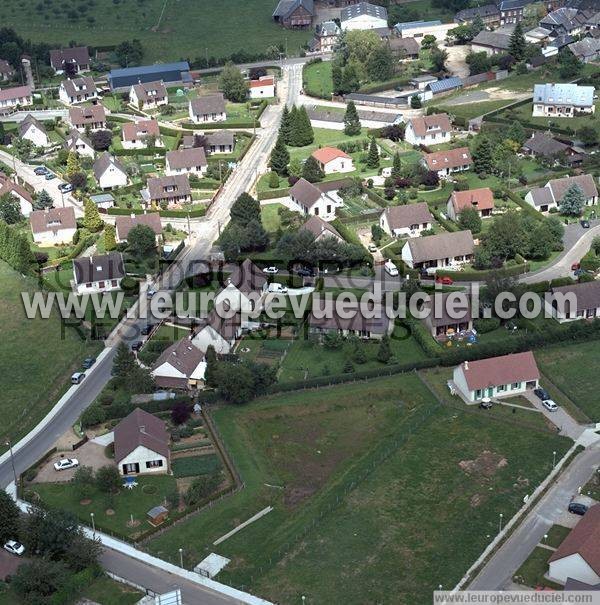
[459,450,506,479]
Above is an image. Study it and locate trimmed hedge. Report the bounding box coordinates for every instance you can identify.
[505,189,543,220]
[107,206,207,218]
[436,262,530,281]
[112,146,167,157]
[430,206,458,232]
[358,77,410,95]
[258,186,290,201]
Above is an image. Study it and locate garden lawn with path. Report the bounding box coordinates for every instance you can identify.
[146,371,569,604]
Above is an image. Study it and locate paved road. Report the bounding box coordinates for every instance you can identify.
[469,443,600,590]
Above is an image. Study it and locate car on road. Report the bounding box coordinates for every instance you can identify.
[58,183,73,193]
[263,266,278,274]
[542,399,558,412]
[53,458,79,471]
[268,282,288,294]
[435,276,453,286]
[71,372,86,384]
[294,266,314,277]
[141,324,153,336]
[131,341,143,352]
[581,219,591,229]
[534,387,550,401]
[568,502,588,516]
[44,172,56,180]
[571,263,580,271]
[3,540,25,556]
[82,357,96,369]
[34,166,48,175]
[146,288,157,299]
[384,260,399,277]
[368,243,377,252]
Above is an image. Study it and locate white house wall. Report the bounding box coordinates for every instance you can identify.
[118,444,168,476]
[549,553,600,586]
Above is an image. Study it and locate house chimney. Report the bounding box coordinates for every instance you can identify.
[464,361,469,371]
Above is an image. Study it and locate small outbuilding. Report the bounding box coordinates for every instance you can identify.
[147,505,169,527]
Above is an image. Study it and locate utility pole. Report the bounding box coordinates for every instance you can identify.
[5,440,18,488]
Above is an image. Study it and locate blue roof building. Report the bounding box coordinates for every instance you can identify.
[107,61,192,91]
[427,77,463,95]
[533,83,595,110]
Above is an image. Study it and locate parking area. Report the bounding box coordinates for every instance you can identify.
[522,391,584,441]
[34,441,113,484]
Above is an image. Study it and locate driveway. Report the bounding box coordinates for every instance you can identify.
[440,44,470,78]
[522,391,584,441]
[33,441,113,484]
[0,549,27,580]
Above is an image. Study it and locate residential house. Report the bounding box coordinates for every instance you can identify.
[0,174,34,217]
[308,301,392,339]
[115,212,162,244]
[307,106,401,129]
[189,94,226,124]
[547,280,600,322]
[165,147,208,177]
[249,76,275,99]
[68,104,106,131]
[30,207,77,246]
[409,75,438,91]
[342,2,388,30]
[72,252,125,295]
[498,0,533,25]
[548,504,600,585]
[0,85,33,114]
[525,26,553,44]
[191,309,243,354]
[18,114,50,147]
[121,119,162,150]
[300,215,345,243]
[215,259,267,314]
[454,4,501,26]
[108,62,191,92]
[521,131,583,166]
[540,7,588,36]
[311,147,354,174]
[404,113,451,146]
[423,292,473,339]
[65,129,95,158]
[151,338,206,390]
[446,188,494,221]
[143,174,192,207]
[272,0,315,29]
[114,408,170,476]
[379,202,433,238]
[532,83,595,117]
[288,177,342,221]
[453,351,540,402]
[58,76,98,105]
[89,193,115,210]
[93,153,128,190]
[525,173,598,212]
[543,34,576,57]
[394,20,455,40]
[388,37,420,59]
[401,230,474,269]
[0,59,15,81]
[49,46,90,74]
[310,20,341,53]
[471,27,514,54]
[568,37,600,63]
[129,80,168,110]
[206,131,234,154]
[422,147,473,178]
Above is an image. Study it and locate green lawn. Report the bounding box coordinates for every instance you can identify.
[261,203,285,232]
[303,61,333,99]
[535,341,600,421]
[513,547,562,589]
[172,454,222,478]
[543,524,571,549]
[146,371,568,604]
[0,0,310,63]
[0,261,97,454]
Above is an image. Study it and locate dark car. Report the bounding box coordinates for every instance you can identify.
[45,172,56,181]
[82,357,96,369]
[131,341,143,352]
[294,266,314,277]
[534,387,550,401]
[581,219,591,229]
[34,166,48,175]
[141,325,153,336]
[568,502,588,516]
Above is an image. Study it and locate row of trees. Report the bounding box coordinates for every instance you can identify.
[269,105,315,176]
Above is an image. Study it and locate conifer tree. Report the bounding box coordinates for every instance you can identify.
[343,101,361,136]
[367,137,380,169]
[83,198,103,232]
[269,134,290,175]
[104,224,116,251]
[280,105,292,144]
[301,156,324,183]
[391,152,401,179]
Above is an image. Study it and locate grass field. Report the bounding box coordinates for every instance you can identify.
[303,61,333,98]
[261,203,285,233]
[535,341,600,421]
[0,261,97,453]
[513,547,562,589]
[0,0,311,63]
[146,372,569,603]
[172,454,222,478]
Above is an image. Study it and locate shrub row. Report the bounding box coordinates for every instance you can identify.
[358,78,409,95]
[112,146,167,157]
[106,206,206,218]
[436,262,530,281]
[257,187,290,201]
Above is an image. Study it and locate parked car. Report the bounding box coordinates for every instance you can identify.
[268,282,288,294]
[146,288,157,299]
[571,262,580,271]
[263,266,278,274]
[141,324,153,336]
[479,399,492,409]
[368,243,377,252]
[534,387,550,401]
[131,341,143,352]
[581,219,590,229]
[34,166,48,175]
[58,183,73,193]
[294,266,314,277]
[435,276,453,286]
[542,399,558,412]
[82,357,96,369]
[71,372,85,384]
[44,172,56,180]
[568,502,588,516]
[53,458,79,471]
[384,260,399,277]
[3,540,25,556]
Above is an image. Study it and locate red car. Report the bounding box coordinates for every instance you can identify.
[436,276,453,285]
[571,262,581,271]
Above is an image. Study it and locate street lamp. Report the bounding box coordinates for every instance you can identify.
[553,450,557,467]
[5,440,18,488]
[179,547,184,568]
[301,596,306,605]
[499,513,504,533]
[543,534,548,543]
[90,512,95,537]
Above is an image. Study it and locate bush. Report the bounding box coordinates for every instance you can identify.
[473,317,501,333]
[81,404,106,428]
[120,276,138,293]
[178,425,193,439]
[183,471,222,506]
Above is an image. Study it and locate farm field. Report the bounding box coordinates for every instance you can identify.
[0,261,96,453]
[0,0,311,63]
[146,372,569,604]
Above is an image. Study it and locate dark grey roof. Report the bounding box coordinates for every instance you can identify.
[147,174,191,201]
[207,130,234,147]
[388,37,420,55]
[455,4,500,22]
[345,93,407,106]
[272,0,314,19]
[309,302,390,335]
[549,34,576,49]
[73,252,125,284]
[166,147,207,170]
[552,280,600,314]
[226,259,267,294]
[341,2,387,22]
[289,177,322,206]
[300,215,343,241]
[382,202,433,230]
[406,230,474,263]
[189,93,226,116]
[93,152,127,180]
[424,292,472,327]
[541,7,588,32]
[61,76,97,98]
[65,128,93,151]
[49,46,89,70]
[472,30,512,50]
[568,37,600,59]
[528,187,555,207]
[498,0,532,9]
[522,132,570,157]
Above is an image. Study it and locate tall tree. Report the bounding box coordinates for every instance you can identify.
[34,189,53,210]
[301,155,324,183]
[473,137,494,174]
[112,342,137,380]
[66,151,80,176]
[391,151,401,178]
[104,223,116,251]
[341,63,360,94]
[204,345,218,388]
[0,491,20,544]
[508,22,526,61]
[343,101,361,136]
[83,198,103,232]
[560,184,585,216]
[366,137,379,169]
[332,62,343,95]
[269,134,290,176]
[293,106,314,147]
[219,62,248,102]
[458,207,482,234]
[367,43,394,81]
[279,105,292,144]
[230,192,261,224]
[0,193,22,224]
[127,224,156,257]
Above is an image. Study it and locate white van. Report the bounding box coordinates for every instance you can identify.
[384,260,399,277]
[268,282,288,294]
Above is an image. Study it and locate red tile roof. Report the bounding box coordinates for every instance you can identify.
[121,119,160,142]
[450,188,494,213]
[250,77,274,87]
[459,351,539,392]
[312,146,350,164]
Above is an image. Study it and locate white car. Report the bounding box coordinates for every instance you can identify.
[3,540,25,556]
[543,399,559,412]
[268,283,288,294]
[263,266,278,274]
[53,458,79,471]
